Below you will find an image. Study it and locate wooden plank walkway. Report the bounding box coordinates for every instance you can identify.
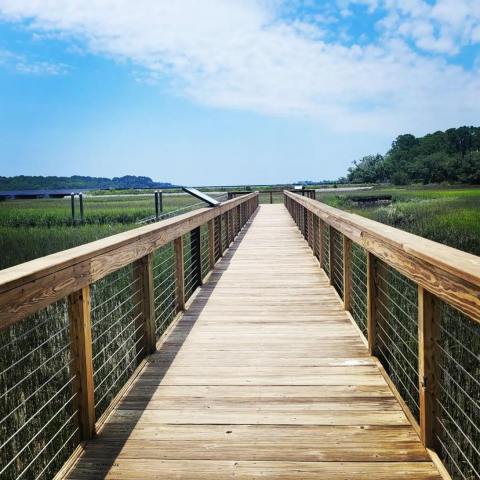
[66,205,441,480]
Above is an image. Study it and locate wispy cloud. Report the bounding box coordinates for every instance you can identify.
[0,47,68,75]
[0,0,478,134]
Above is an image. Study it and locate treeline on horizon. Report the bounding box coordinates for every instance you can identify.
[0,175,174,191]
[346,126,480,185]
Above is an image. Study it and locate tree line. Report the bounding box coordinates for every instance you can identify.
[346,126,480,185]
[0,175,174,191]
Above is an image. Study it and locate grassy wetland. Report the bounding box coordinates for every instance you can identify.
[317,185,480,480]
[316,186,480,256]
[0,191,225,270]
[0,190,223,479]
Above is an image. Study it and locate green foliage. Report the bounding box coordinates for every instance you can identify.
[0,175,173,191]
[347,126,480,185]
[317,187,480,256]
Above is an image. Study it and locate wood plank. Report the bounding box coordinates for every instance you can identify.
[68,286,95,440]
[0,193,257,330]
[65,205,441,480]
[284,191,480,323]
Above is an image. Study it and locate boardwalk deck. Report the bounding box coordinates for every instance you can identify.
[66,205,441,479]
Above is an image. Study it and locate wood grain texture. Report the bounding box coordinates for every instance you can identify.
[284,191,480,323]
[68,286,95,440]
[65,205,440,480]
[0,194,258,330]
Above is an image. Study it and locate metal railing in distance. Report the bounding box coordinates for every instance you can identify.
[0,192,259,480]
[284,190,480,480]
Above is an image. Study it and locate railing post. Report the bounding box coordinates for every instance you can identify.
[328,225,334,284]
[418,286,440,449]
[343,236,351,311]
[133,253,156,357]
[367,252,377,355]
[191,227,202,287]
[218,214,224,257]
[174,236,185,311]
[68,286,95,440]
[319,219,324,267]
[208,219,215,269]
[226,211,231,246]
[269,191,273,204]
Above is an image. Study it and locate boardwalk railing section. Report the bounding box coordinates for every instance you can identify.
[0,193,258,480]
[285,190,479,480]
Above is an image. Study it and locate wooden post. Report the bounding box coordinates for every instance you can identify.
[328,225,334,284]
[174,236,185,311]
[343,236,352,311]
[418,286,440,448]
[208,219,215,269]
[68,286,95,440]
[133,253,156,356]
[367,252,377,355]
[319,219,324,267]
[218,215,223,257]
[226,211,231,246]
[191,227,202,287]
[269,191,273,204]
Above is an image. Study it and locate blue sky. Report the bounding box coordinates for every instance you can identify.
[0,0,479,185]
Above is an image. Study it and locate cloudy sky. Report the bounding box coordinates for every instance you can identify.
[0,0,479,185]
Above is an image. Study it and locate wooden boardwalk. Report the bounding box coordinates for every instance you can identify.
[66,205,441,479]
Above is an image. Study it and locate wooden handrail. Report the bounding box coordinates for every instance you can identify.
[284,190,480,323]
[0,192,258,480]
[0,193,258,330]
[285,190,479,480]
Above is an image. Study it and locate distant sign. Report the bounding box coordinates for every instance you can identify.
[293,185,304,190]
[182,187,220,207]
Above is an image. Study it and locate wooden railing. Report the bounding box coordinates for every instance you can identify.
[228,189,316,203]
[0,193,258,480]
[285,190,479,480]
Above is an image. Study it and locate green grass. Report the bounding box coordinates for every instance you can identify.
[316,186,480,256]
[0,192,225,270]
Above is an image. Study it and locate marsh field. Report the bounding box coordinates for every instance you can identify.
[316,185,480,256]
[0,191,227,270]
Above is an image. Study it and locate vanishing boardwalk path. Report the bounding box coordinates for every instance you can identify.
[66,205,441,479]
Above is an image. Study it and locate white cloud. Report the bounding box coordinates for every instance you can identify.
[0,0,478,134]
[349,0,480,55]
[0,47,68,75]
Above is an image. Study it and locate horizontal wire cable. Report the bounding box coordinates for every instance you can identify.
[0,324,70,378]
[92,300,141,345]
[93,335,142,393]
[0,342,71,400]
[0,360,74,426]
[15,413,78,480]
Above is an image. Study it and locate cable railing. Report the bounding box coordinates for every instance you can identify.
[285,190,480,480]
[0,192,258,480]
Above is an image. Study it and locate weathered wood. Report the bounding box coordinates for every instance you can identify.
[174,237,185,312]
[418,287,440,449]
[68,286,95,440]
[0,193,258,330]
[283,191,480,323]
[133,253,156,357]
[66,205,441,480]
[343,236,352,311]
[367,252,377,356]
[328,225,335,285]
[208,220,215,270]
[190,227,202,288]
